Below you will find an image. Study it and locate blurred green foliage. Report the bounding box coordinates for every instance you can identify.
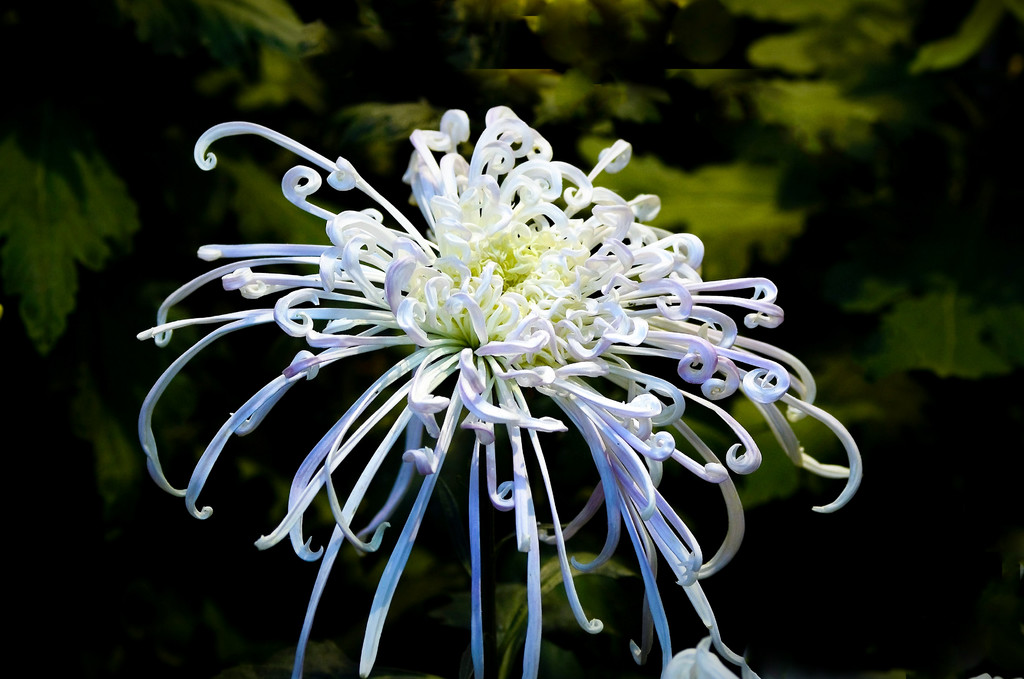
[2,0,1022,678]
[0,119,139,353]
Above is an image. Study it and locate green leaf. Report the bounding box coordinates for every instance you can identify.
[72,366,142,523]
[729,399,802,508]
[0,127,139,354]
[218,158,330,245]
[866,291,1020,378]
[746,7,914,78]
[118,0,325,65]
[719,0,854,22]
[668,69,753,89]
[523,69,668,125]
[985,302,1024,366]
[211,640,362,679]
[534,69,596,124]
[748,79,901,154]
[536,640,586,677]
[520,0,663,65]
[825,265,909,313]
[804,356,927,436]
[336,101,442,175]
[1004,0,1024,22]
[196,46,326,111]
[497,553,631,679]
[909,0,1005,73]
[579,138,806,278]
[597,81,670,123]
[747,30,821,74]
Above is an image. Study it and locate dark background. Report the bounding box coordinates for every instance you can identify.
[1,1,1021,678]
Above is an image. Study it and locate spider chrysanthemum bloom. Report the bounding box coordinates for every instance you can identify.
[139,107,861,679]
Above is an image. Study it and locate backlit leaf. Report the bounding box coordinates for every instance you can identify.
[748,79,901,154]
[196,47,326,111]
[719,0,854,22]
[534,69,595,124]
[746,6,914,78]
[0,128,139,354]
[533,69,668,124]
[117,0,325,65]
[336,101,441,175]
[909,0,1005,73]
[668,68,752,89]
[866,291,1020,378]
[219,158,330,244]
[747,30,821,75]
[72,366,141,522]
[497,553,632,679]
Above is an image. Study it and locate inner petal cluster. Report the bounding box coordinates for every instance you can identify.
[384,108,709,371]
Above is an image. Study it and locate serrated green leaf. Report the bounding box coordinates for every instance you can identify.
[579,138,805,278]
[909,0,1005,73]
[0,130,139,354]
[118,0,325,65]
[212,640,356,679]
[746,7,914,78]
[866,291,1018,378]
[599,81,670,123]
[748,30,821,74]
[719,0,853,22]
[195,46,326,111]
[824,265,909,313]
[536,639,586,677]
[336,101,442,174]
[668,68,753,88]
[534,69,594,124]
[523,0,662,45]
[239,47,325,111]
[985,303,1024,366]
[72,366,142,522]
[469,69,563,104]
[469,69,669,126]
[452,0,539,22]
[497,559,568,679]
[529,70,669,125]
[748,79,900,154]
[497,552,631,679]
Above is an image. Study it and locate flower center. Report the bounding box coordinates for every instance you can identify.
[398,181,605,355]
[386,112,668,365]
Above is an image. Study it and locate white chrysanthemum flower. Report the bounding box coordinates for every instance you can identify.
[662,637,752,679]
[139,106,861,679]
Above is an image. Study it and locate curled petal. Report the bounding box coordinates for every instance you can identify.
[781,395,863,513]
[283,166,336,221]
[741,367,790,404]
[408,350,459,437]
[403,446,439,475]
[701,358,741,401]
[327,156,359,191]
[461,414,496,444]
[590,139,632,179]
